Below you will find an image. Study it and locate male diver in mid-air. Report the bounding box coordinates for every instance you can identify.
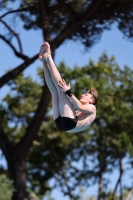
[39,42,98,133]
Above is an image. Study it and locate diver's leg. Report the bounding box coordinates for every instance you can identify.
[42,62,60,119]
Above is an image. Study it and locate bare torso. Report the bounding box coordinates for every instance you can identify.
[66,110,96,133]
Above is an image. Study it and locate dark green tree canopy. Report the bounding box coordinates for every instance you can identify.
[1,0,133,55]
[15,0,133,46]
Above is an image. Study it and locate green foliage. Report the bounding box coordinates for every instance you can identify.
[0,73,42,141]
[0,174,15,200]
[1,53,133,199]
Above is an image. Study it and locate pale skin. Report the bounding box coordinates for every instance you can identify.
[39,42,96,133]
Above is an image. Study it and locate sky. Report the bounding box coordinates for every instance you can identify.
[1,15,133,200]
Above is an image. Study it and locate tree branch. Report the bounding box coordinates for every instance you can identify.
[0,7,29,19]
[53,0,104,47]
[58,169,76,199]
[0,19,23,52]
[30,192,40,200]
[0,126,13,160]
[0,34,28,60]
[38,0,52,41]
[111,158,124,200]
[0,54,38,88]
[15,83,51,158]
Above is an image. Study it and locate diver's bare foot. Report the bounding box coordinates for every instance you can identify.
[39,42,51,61]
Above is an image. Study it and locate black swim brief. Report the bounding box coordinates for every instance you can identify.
[55,116,78,131]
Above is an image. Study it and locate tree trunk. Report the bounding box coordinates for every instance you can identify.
[119,158,123,200]
[98,174,103,200]
[111,157,124,200]
[8,156,29,200]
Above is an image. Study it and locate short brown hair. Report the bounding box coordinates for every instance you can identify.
[88,87,98,105]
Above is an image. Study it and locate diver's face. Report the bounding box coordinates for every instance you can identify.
[80,93,94,104]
